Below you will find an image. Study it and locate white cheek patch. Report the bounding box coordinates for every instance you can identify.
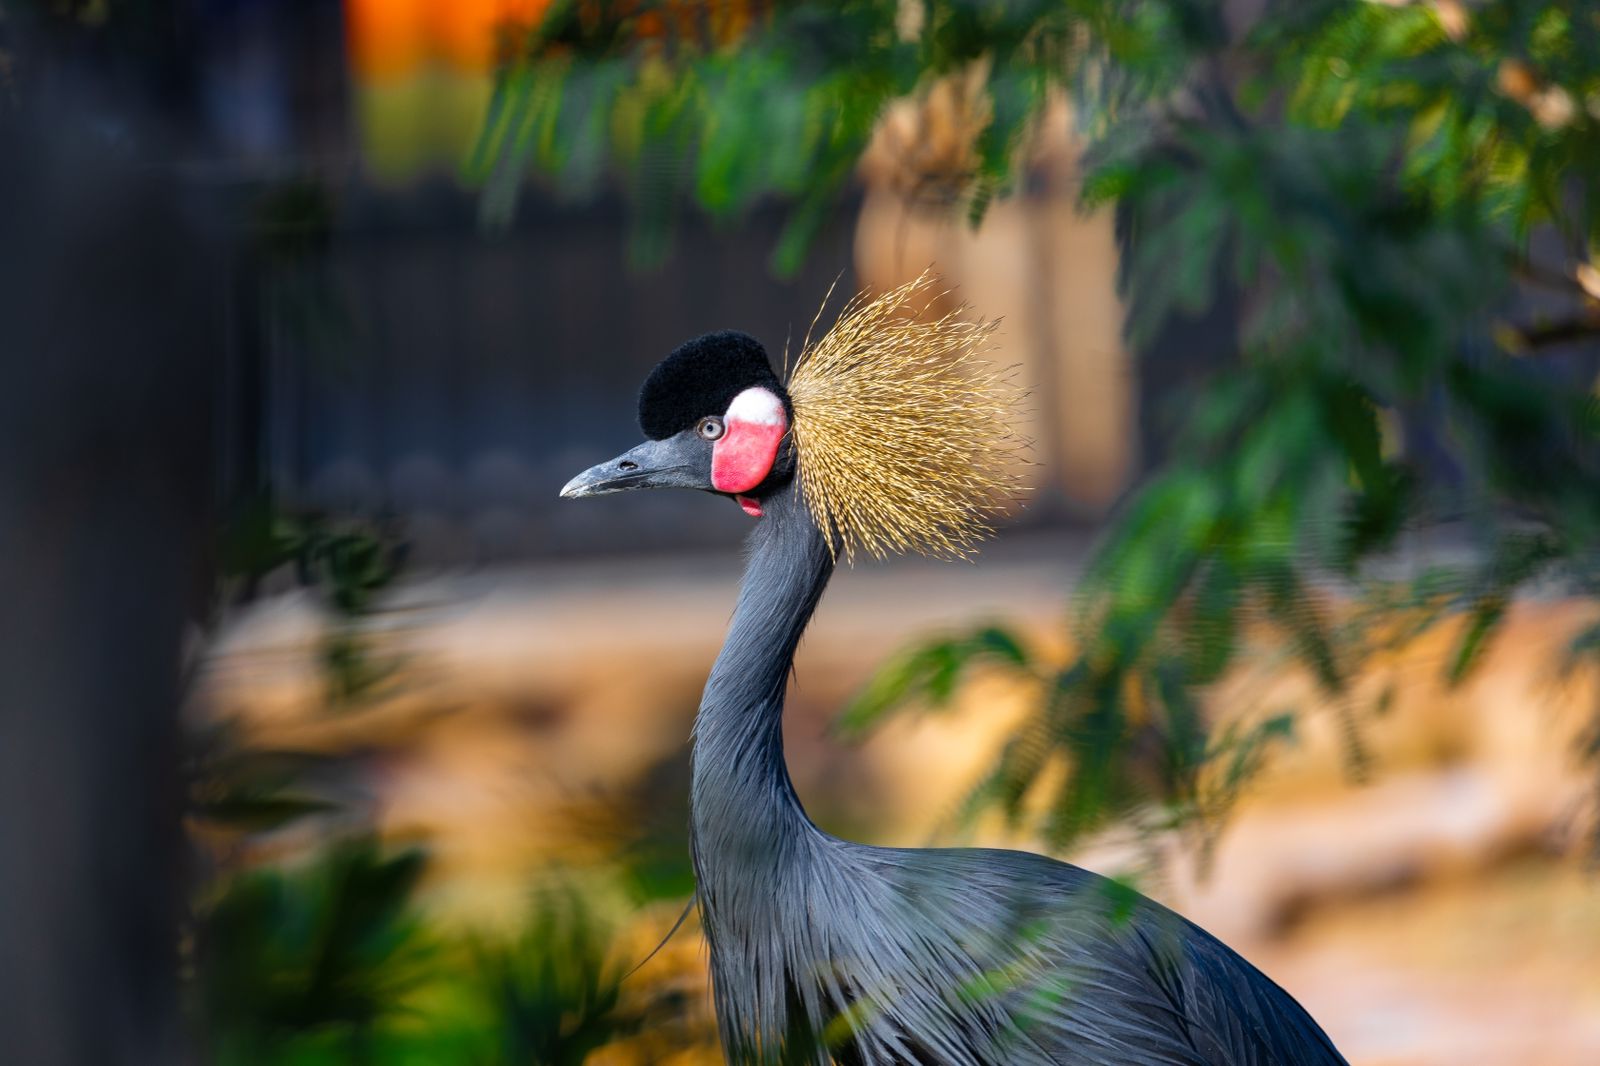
[723,386,786,426]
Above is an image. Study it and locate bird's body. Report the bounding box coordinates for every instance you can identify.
[691,483,1345,1066]
[561,282,1348,1065]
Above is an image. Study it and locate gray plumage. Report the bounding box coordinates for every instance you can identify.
[690,480,1348,1066]
[557,337,1349,1066]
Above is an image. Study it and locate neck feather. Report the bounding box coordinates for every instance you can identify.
[691,480,833,867]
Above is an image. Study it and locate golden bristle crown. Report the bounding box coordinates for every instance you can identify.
[785,273,1025,563]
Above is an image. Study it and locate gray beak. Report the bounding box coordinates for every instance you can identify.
[559,432,712,499]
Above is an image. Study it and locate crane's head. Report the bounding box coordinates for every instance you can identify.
[561,273,1023,561]
[560,329,795,517]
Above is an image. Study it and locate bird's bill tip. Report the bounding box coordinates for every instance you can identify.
[558,435,713,499]
[558,462,629,499]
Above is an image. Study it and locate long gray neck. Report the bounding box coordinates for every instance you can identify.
[690,479,834,876]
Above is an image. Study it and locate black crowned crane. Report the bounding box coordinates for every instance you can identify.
[560,277,1347,1066]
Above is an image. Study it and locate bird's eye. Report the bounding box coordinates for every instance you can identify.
[696,416,726,441]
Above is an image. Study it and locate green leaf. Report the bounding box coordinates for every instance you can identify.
[837,625,1031,737]
[1447,598,1505,687]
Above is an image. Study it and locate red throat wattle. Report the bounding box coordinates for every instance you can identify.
[711,387,786,516]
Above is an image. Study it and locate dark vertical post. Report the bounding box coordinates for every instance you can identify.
[0,95,217,1065]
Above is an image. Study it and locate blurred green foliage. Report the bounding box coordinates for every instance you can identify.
[472,0,1087,270]
[200,509,705,1064]
[463,881,638,1066]
[197,841,433,1064]
[220,504,408,707]
[480,0,1600,850]
[192,837,686,1065]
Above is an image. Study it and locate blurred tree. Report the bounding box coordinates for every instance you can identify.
[478,0,1600,851]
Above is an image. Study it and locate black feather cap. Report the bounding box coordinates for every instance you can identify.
[638,330,790,440]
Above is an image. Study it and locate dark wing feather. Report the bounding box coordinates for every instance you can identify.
[1024,854,1349,1066]
[868,847,1349,1066]
[1170,920,1347,1066]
